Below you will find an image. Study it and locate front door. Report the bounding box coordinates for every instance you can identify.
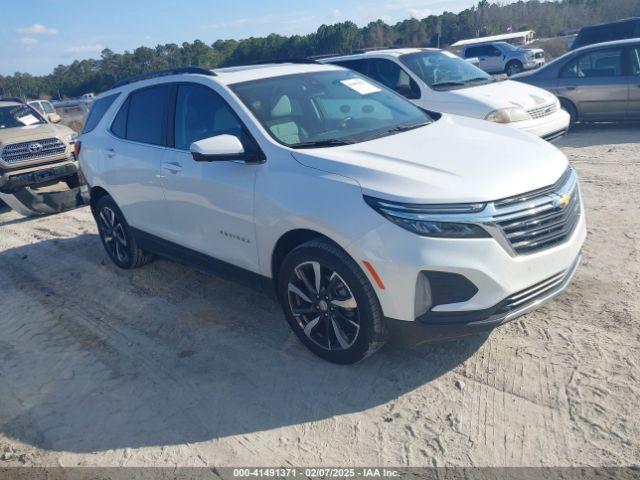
[159,82,261,272]
[558,47,629,121]
[627,45,640,119]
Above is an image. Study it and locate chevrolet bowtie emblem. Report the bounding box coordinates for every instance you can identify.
[556,193,571,208]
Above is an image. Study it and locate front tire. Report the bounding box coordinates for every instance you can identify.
[278,239,386,364]
[505,60,523,76]
[93,195,153,269]
[560,99,578,128]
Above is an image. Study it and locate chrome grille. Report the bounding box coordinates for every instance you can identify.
[527,102,558,120]
[492,169,581,255]
[1,137,66,165]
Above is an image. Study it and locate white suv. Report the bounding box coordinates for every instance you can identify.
[79,64,585,364]
[320,49,569,141]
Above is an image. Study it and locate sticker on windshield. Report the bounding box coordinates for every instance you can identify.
[17,114,40,126]
[341,78,381,95]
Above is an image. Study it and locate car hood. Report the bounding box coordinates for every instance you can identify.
[445,79,557,112]
[291,114,568,204]
[0,123,73,146]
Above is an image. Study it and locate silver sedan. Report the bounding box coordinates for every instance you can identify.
[512,38,640,125]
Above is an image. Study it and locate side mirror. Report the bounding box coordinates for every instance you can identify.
[48,113,61,124]
[190,134,261,163]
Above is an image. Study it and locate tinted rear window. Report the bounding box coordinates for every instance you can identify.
[125,85,170,146]
[82,94,119,133]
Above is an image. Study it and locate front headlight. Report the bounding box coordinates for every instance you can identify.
[64,132,79,143]
[364,196,490,238]
[485,107,531,124]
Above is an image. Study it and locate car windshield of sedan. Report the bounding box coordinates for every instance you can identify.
[401,51,494,90]
[230,70,432,148]
[0,105,47,129]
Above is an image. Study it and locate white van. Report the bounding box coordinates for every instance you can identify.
[321,48,569,141]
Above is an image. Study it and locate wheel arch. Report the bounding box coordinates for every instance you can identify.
[89,185,111,212]
[270,229,346,293]
[557,96,578,123]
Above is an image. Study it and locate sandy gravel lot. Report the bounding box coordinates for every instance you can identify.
[0,124,638,467]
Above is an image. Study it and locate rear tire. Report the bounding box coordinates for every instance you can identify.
[277,238,386,364]
[93,195,153,269]
[505,60,523,76]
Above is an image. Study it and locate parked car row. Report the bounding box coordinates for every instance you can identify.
[319,48,569,140]
[78,63,585,363]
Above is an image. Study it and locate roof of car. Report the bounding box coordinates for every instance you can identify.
[0,100,24,107]
[212,62,343,84]
[571,37,640,53]
[321,48,440,62]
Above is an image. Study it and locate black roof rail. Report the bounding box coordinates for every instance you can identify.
[352,46,393,54]
[0,97,26,104]
[112,67,217,89]
[244,58,320,66]
[308,53,342,60]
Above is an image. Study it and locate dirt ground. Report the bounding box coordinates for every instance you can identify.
[0,124,638,468]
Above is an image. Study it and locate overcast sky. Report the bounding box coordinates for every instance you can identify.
[3,0,508,76]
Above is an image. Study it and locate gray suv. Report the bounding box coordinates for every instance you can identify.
[513,38,640,125]
[460,41,545,76]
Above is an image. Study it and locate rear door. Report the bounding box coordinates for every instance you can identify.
[102,84,174,238]
[558,46,629,121]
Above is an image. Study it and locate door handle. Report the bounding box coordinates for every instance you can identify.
[104,148,117,158]
[162,161,182,174]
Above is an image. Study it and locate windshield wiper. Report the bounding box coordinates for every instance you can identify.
[290,139,356,149]
[466,77,494,83]
[387,122,430,133]
[430,81,466,89]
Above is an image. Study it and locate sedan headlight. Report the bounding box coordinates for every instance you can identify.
[364,196,490,238]
[485,107,532,124]
[64,132,79,143]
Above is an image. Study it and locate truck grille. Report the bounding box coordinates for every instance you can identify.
[1,137,67,165]
[534,52,544,59]
[492,168,581,255]
[527,102,558,120]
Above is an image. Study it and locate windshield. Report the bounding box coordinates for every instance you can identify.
[401,51,494,90]
[495,42,518,51]
[0,105,47,129]
[230,70,431,148]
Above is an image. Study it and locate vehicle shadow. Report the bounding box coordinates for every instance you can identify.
[556,122,640,148]
[0,234,488,453]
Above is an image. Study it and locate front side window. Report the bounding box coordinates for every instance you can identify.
[125,85,170,145]
[561,48,623,78]
[231,70,431,148]
[42,102,56,114]
[174,84,247,150]
[401,51,493,90]
[366,59,421,99]
[0,104,47,130]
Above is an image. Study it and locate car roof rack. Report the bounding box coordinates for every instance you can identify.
[0,97,27,104]
[112,67,217,89]
[244,58,320,66]
[352,46,393,54]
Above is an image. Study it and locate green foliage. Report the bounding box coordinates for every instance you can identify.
[2,0,639,99]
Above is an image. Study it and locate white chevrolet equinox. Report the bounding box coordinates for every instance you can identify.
[79,64,585,364]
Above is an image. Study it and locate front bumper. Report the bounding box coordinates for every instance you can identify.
[523,58,545,70]
[385,252,581,344]
[510,108,570,141]
[0,157,78,193]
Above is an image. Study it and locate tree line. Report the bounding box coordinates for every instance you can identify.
[2,0,639,100]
